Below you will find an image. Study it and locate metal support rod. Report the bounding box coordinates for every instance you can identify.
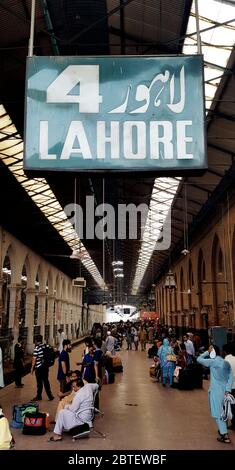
[194,0,202,55]
[28,0,36,57]
[103,178,105,295]
[120,0,125,55]
[41,0,59,55]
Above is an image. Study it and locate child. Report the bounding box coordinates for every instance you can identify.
[0,405,15,450]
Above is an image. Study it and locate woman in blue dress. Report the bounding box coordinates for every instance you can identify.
[158,338,176,386]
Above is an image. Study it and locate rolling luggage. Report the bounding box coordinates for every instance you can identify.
[190,363,203,389]
[178,368,194,390]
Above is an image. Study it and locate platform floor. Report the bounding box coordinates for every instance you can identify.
[0,343,234,450]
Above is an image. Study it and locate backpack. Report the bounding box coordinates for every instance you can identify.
[43,345,55,368]
[22,412,47,435]
[11,402,39,429]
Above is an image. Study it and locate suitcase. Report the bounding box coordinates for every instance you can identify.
[178,368,194,390]
[190,364,203,389]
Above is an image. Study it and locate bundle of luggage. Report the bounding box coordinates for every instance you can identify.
[11,402,49,435]
[176,364,203,390]
[112,356,123,373]
[103,354,123,373]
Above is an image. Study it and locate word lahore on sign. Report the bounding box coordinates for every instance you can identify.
[24,56,206,173]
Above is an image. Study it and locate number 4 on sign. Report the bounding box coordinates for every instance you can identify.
[46,65,103,113]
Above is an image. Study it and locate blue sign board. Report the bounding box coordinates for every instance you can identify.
[24,56,206,172]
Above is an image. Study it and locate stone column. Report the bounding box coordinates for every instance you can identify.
[0,278,5,326]
[38,292,47,339]
[47,295,55,345]
[8,284,22,358]
[63,300,69,338]
[69,304,74,339]
[56,299,62,329]
[25,288,36,354]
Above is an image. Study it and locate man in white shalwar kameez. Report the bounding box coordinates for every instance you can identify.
[50,379,98,441]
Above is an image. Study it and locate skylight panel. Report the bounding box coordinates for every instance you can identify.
[0,105,105,289]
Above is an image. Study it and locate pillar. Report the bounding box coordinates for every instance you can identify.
[38,292,47,339]
[56,299,62,329]
[25,288,36,354]
[47,295,55,345]
[0,278,5,327]
[8,284,22,358]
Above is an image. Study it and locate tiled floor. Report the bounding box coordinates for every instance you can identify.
[0,343,234,450]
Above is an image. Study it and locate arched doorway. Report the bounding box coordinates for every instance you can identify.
[198,249,208,329]
[212,234,226,326]
[180,267,185,312]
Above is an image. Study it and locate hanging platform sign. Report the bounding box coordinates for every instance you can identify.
[24,55,206,173]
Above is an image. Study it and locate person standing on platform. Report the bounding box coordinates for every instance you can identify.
[158,338,176,387]
[31,335,54,401]
[183,334,195,365]
[13,336,24,388]
[139,325,147,351]
[105,331,115,355]
[0,346,4,388]
[57,328,66,354]
[57,339,71,393]
[197,344,233,444]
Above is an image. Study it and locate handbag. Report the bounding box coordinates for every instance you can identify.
[166,354,176,362]
[22,412,47,435]
[149,365,157,378]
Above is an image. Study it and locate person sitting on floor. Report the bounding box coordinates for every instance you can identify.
[49,379,99,441]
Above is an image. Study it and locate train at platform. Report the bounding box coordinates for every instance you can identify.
[105,305,140,323]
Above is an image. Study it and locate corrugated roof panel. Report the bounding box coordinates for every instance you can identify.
[108,0,191,53]
[0,0,46,46]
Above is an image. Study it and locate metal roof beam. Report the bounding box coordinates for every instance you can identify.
[109,26,173,53]
[0,0,60,42]
[207,142,235,156]
[206,108,235,123]
[206,167,224,178]
[64,0,136,45]
[186,183,212,194]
